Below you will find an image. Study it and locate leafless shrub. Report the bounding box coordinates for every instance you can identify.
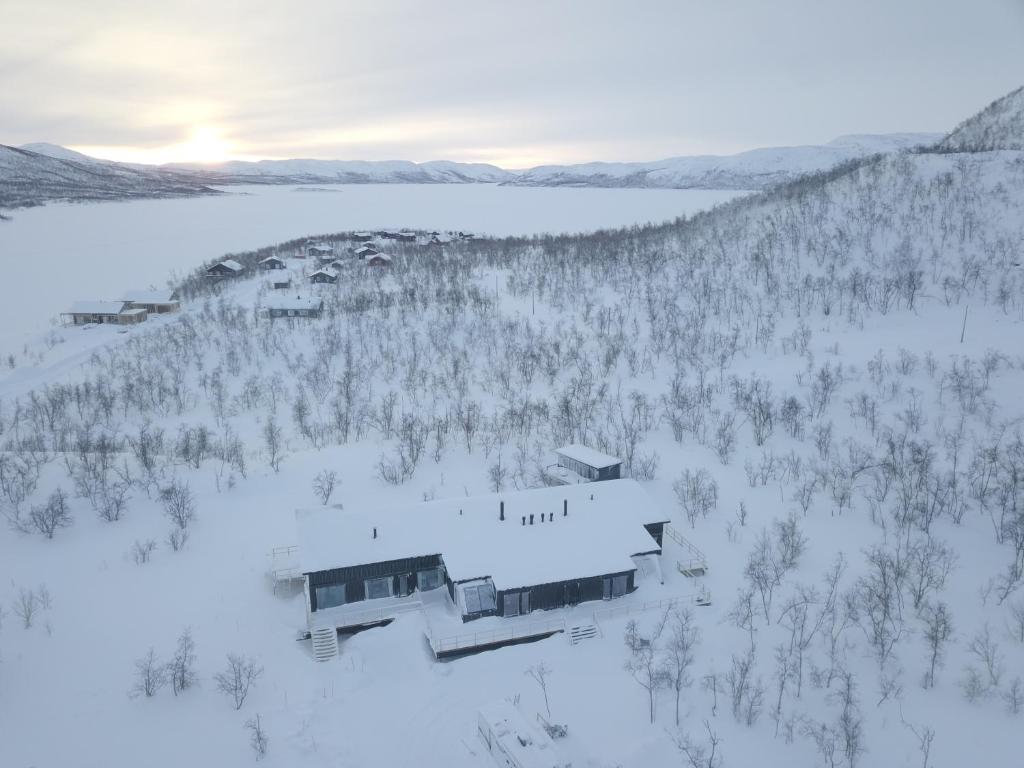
[130,647,168,698]
[29,488,72,538]
[312,470,338,505]
[168,628,197,695]
[214,654,263,710]
[245,713,269,759]
[131,539,157,565]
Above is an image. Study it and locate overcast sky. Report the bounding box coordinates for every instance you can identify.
[2,0,1023,167]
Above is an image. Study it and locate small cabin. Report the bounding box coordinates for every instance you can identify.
[61,301,148,326]
[310,268,338,284]
[268,275,292,290]
[259,256,286,271]
[307,244,333,260]
[354,245,378,259]
[395,232,416,242]
[266,296,323,319]
[121,290,180,314]
[554,445,623,482]
[366,253,392,267]
[206,260,244,278]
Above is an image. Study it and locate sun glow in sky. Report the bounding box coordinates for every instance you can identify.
[4,0,1023,168]
[72,127,257,166]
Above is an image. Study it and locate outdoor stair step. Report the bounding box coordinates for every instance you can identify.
[568,624,600,645]
[311,626,339,661]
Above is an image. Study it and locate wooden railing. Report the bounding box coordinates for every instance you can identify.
[312,600,423,631]
[429,616,567,654]
[663,524,708,574]
[592,590,711,628]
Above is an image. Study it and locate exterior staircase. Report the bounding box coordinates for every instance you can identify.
[311,625,339,661]
[568,623,600,645]
[664,524,708,577]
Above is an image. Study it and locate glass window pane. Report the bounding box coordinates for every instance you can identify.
[503,592,520,617]
[417,567,442,591]
[316,584,346,609]
[520,591,530,614]
[464,586,481,613]
[365,577,393,600]
[479,583,497,611]
[612,575,628,598]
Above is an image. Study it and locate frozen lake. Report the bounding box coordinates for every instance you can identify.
[0,183,746,351]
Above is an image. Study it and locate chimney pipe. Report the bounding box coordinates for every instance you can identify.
[373,527,377,539]
[529,513,534,525]
[563,499,568,517]
[499,501,504,521]
[521,516,526,526]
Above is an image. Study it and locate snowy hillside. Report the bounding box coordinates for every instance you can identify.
[2,92,1024,768]
[939,86,1024,152]
[0,144,221,209]
[169,157,515,184]
[506,133,942,190]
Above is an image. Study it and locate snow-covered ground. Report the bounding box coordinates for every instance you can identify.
[2,132,1024,768]
[0,184,744,353]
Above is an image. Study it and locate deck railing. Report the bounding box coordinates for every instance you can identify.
[312,600,423,631]
[429,616,567,655]
[592,590,711,629]
[663,524,708,574]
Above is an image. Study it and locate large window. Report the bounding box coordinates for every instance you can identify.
[503,591,530,617]
[603,575,629,600]
[315,584,346,610]
[417,567,444,592]
[462,582,497,614]
[365,576,394,601]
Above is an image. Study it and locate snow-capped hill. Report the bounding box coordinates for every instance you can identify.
[0,144,220,209]
[938,85,1024,152]
[19,142,104,164]
[506,133,942,190]
[170,157,515,184]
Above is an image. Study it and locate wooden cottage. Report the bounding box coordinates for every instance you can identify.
[354,245,378,259]
[206,259,244,278]
[554,444,623,483]
[259,256,286,271]
[296,480,668,628]
[307,243,334,260]
[265,296,323,319]
[121,290,180,314]
[365,253,392,267]
[267,274,292,290]
[61,301,148,326]
[309,268,338,284]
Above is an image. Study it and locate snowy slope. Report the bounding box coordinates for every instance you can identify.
[938,86,1024,152]
[0,144,221,209]
[170,157,515,184]
[507,133,942,190]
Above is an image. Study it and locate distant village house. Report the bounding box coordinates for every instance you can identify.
[121,290,180,315]
[265,296,323,319]
[61,301,147,326]
[206,259,244,277]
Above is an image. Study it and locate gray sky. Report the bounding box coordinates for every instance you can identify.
[2,0,1023,167]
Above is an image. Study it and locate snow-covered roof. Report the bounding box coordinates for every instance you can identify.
[64,300,129,315]
[259,255,284,264]
[555,444,622,469]
[121,290,177,304]
[265,296,323,312]
[121,307,147,316]
[296,479,667,590]
[366,253,392,263]
[355,246,378,256]
[308,244,333,253]
[310,268,338,278]
[217,259,244,272]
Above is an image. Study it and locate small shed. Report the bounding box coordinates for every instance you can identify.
[206,259,244,277]
[366,253,392,267]
[259,256,286,271]
[266,296,323,319]
[354,245,378,259]
[554,445,623,482]
[268,274,292,290]
[121,290,180,314]
[310,268,338,284]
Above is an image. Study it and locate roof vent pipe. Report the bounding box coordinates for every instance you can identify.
[521,516,526,526]
[529,514,534,525]
[563,499,568,517]
[499,501,504,521]
[373,527,377,539]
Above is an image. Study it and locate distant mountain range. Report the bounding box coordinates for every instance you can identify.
[1,132,947,210]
